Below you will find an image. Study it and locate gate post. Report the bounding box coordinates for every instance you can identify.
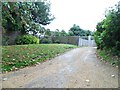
[88,35,91,46]
[78,36,82,46]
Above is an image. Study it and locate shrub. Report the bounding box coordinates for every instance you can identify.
[15,34,39,45]
[53,40,60,44]
[40,38,52,44]
[2,36,9,46]
[115,41,120,51]
[94,31,101,49]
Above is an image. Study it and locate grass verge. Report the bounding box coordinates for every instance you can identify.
[97,49,120,66]
[2,44,77,72]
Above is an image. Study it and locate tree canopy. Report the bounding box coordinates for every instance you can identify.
[2,1,54,34]
[68,24,92,36]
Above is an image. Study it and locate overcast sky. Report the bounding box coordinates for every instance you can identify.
[45,0,119,32]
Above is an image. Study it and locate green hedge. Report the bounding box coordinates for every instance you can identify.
[40,37,52,44]
[15,34,39,45]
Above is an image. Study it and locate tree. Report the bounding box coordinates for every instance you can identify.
[96,20,105,33]
[54,29,61,36]
[30,2,55,25]
[60,30,67,36]
[85,30,92,36]
[2,1,54,34]
[68,24,82,36]
[101,4,120,50]
[68,24,92,36]
[45,29,51,36]
[94,3,120,52]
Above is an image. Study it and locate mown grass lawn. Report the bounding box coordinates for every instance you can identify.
[2,44,77,72]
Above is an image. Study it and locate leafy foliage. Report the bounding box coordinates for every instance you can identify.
[94,3,120,56]
[53,40,60,44]
[68,24,92,36]
[50,29,68,37]
[45,29,51,36]
[60,30,68,36]
[31,2,54,25]
[2,36,9,46]
[2,1,54,34]
[15,34,39,45]
[54,29,61,36]
[40,37,52,44]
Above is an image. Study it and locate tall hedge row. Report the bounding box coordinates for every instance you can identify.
[94,4,120,56]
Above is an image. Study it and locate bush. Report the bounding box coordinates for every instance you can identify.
[115,41,120,51]
[53,40,60,44]
[2,36,9,46]
[40,38,52,44]
[94,31,101,49]
[15,34,39,45]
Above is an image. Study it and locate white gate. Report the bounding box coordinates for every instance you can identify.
[78,36,96,47]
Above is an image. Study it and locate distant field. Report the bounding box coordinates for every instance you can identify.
[2,44,77,72]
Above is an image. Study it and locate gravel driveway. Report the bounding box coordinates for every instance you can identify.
[2,47,118,88]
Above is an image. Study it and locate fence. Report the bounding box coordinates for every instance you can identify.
[43,36,96,47]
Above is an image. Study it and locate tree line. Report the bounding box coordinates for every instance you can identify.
[45,24,93,37]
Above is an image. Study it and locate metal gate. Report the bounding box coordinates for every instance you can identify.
[78,36,96,47]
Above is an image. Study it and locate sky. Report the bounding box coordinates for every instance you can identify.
[45,0,119,32]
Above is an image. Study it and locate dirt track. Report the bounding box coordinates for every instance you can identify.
[2,47,118,88]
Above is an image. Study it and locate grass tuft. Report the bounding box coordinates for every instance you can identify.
[97,49,120,66]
